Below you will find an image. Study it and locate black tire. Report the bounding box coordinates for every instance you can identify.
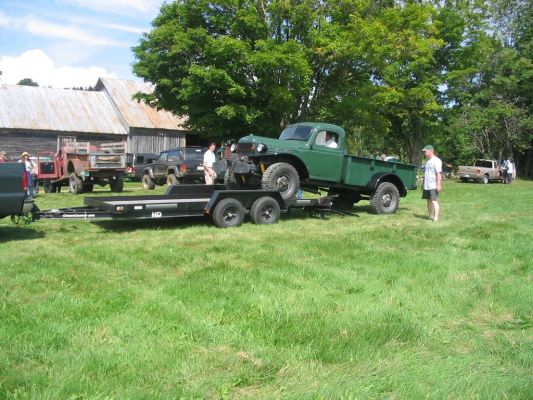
[43,179,55,193]
[224,165,247,189]
[480,174,489,184]
[83,184,94,193]
[213,198,245,228]
[370,182,400,214]
[109,176,124,193]
[460,177,468,183]
[142,174,156,190]
[167,174,179,186]
[250,196,281,225]
[262,162,300,200]
[69,173,83,195]
[328,190,361,210]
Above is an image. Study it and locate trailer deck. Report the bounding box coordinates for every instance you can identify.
[36,184,335,227]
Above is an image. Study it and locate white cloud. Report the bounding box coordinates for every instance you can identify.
[0,49,117,88]
[61,0,161,14]
[0,11,10,27]
[25,17,130,47]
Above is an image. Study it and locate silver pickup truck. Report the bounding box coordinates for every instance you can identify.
[0,163,34,219]
[458,159,503,184]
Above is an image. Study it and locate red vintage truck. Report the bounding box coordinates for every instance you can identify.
[37,142,128,194]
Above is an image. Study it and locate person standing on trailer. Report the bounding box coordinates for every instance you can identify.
[203,142,217,185]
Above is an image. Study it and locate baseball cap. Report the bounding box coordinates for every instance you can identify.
[422,145,434,152]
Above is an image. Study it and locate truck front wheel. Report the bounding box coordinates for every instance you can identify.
[167,174,179,186]
[371,182,399,214]
[213,198,245,228]
[69,173,83,195]
[262,162,300,200]
[142,175,156,190]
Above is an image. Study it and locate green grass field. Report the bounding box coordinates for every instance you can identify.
[1,179,531,399]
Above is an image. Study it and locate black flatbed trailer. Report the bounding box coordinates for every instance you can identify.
[36,184,335,228]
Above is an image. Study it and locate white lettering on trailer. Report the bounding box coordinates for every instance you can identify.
[151,212,163,218]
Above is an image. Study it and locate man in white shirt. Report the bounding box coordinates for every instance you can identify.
[422,145,442,222]
[505,159,515,184]
[203,142,217,185]
[325,132,338,149]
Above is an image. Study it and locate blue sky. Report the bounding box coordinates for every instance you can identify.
[0,0,163,88]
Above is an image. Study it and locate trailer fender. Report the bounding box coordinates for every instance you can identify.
[367,173,406,197]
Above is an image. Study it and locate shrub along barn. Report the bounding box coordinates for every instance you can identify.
[0,77,187,161]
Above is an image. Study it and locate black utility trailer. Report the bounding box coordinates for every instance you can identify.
[36,184,334,228]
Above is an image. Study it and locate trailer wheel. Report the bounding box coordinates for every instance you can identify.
[142,175,156,190]
[167,174,179,186]
[69,173,83,195]
[262,162,300,200]
[213,198,245,228]
[250,196,281,225]
[110,176,124,192]
[83,184,94,193]
[371,182,399,214]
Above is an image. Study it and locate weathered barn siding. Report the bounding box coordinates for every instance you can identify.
[128,128,185,153]
[0,129,124,161]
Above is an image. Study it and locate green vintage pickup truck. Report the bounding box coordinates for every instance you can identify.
[218,122,418,214]
[0,163,33,219]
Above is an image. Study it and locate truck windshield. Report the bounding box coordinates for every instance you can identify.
[279,126,312,141]
[183,148,204,161]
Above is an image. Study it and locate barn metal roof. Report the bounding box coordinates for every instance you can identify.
[97,78,187,131]
[0,84,127,134]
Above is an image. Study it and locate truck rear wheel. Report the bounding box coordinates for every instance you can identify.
[262,162,300,200]
[213,198,245,228]
[109,176,124,192]
[142,175,156,190]
[69,173,83,195]
[250,196,281,225]
[44,179,57,193]
[480,174,489,184]
[371,182,399,214]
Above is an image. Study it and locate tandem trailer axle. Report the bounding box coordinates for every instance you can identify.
[32,184,339,228]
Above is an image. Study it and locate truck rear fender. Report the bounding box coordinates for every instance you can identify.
[262,155,309,180]
[368,173,407,197]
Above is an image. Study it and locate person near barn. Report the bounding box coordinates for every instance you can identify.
[18,152,35,199]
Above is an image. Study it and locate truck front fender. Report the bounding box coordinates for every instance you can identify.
[255,154,309,180]
[368,173,407,197]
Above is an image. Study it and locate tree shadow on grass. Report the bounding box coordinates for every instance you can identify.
[0,226,45,242]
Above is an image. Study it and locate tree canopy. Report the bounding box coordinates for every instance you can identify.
[133,0,532,176]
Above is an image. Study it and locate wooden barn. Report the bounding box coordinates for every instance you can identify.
[0,78,187,160]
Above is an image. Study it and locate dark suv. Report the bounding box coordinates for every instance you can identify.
[142,147,206,189]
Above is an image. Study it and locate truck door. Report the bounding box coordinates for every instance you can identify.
[302,130,344,182]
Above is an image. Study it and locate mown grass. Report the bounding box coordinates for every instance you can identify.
[0,179,531,399]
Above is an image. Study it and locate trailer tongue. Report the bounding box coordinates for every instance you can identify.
[35,184,336,228]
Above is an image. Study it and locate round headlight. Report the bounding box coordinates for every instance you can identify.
[230,143,237,153]
[257,143,267,153]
